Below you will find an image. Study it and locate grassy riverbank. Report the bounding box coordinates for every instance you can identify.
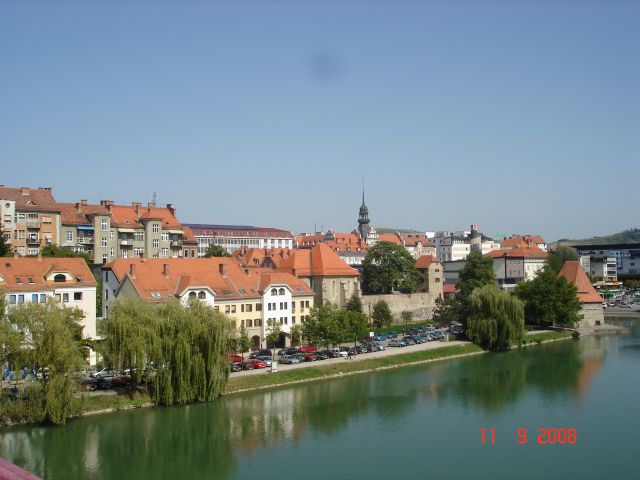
[524,330,574,343]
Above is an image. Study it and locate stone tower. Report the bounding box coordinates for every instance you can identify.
[357,188,371,240]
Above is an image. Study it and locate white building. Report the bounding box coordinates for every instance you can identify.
[185,224,294,256]
[487,246,548,291]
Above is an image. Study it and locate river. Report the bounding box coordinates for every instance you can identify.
[1,318,639,479]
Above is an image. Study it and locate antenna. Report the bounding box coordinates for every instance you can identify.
[152,192,158,205]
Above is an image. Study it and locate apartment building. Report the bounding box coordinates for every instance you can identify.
[295,231,369,268]
[101,258,314,349]
[0,186,61,256]
[378,232,436,259]
[574,243,640,281]
[59,201,187,263]
[0,256,97,364]
[184,224,294,256]
[486,245,548,291]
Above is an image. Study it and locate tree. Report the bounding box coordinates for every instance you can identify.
[372,300,393,328]
[0,231,11,257]
[290,324,303,346]
[456,251,496,325]
[547,246,579,274]
[302,305,342,348]
[431,297,461,326]
[400,310,413,327]
[514,266,582,328]
[362,241,422,294]
[204,245,230,257]
[338,310,369,345]
[237,324,251,359]
[345,293,363,313]
[265,318,282,351]
[466,284,526,351]
[40,244,92,265]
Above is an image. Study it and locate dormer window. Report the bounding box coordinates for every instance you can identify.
[278,288,285,295]
[28,277,34,284]
[189,291,197,299]
[15,277,22,284]
[53,274,66,283]
[198,291,206,300]
[271,288,278,295]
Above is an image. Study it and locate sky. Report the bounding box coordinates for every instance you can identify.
[1,0,638,242]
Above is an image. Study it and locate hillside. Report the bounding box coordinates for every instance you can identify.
[557,228,640,246]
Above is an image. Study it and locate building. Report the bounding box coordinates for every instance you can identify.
[181,226,198,259]
[378,232,436,259]
[415,255,444,298]
[558,261,604,330]
[436,236,471,262]
[486,245,547,291]
[295,231,369,268]
[58,200,188,264]
[101,258,314,349]
[0,256,97,363]
[573,243,640,280]
[355,189,379,246]
[184,224,294,256]
[501,234,547,252]
[0,186,61,256]
[276,243,361,307]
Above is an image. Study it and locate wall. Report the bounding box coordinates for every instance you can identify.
[578,303,605,331]
[361,292,439,322]
[314,276,360,307]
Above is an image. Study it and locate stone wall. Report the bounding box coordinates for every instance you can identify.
[361,292,439,322]
[578,303,605,331]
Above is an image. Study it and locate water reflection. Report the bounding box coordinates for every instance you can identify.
[0,327,630,480]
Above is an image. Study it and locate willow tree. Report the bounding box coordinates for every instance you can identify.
[102,298,234,406]
[466,285,525,351]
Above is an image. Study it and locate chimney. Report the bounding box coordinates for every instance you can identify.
[219,263,228,276]
[147,202,155,208]
[140,252,146,263]
[166,203,175,216]
[132,202,141,215]
[291,268,297,277]
[20,187,29,195]
[279,250,284,258]
[163,263,169,279]
[80,199,88,206]
[13,249,18,259]
[75,202,81,213]
[130,264,136,279]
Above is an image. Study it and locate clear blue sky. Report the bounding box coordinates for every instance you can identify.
[1,1,638,241]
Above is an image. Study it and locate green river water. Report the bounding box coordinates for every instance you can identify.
[1,318,639,479]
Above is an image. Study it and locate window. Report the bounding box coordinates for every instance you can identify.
[8,295,16,304]
[66,231,73,242]
[305,301,310,308]
[63,293,69,302]
[101,219,108,231]
[134,232,144,241]
[435,278,440,283]
[256,304,262,311]
[153,239,160,249]
[271,288,278,296]
[102,253,108,263]
[214,306,219,311]
[32,294,38,303]
[110,247,115,258]
[246,304,253,312]
[198,291,206,300]
[101,237,107,247]
[278,288,285,295]
[280,302,284,309]
[110,231,115,241]
[284,302,288,309]
[18,295,25,304]
[74,292,82,301]
[189,291,197,299]
[17,230,25,240]
[40,294,46,303]
[225,305,230,313]
[162,233,168,242]
[231,305,236,313]
[292,316,296,324]
[54,274,66,283]
[161,248,168,257]
[254,319,262,326]
[152,223,160,233]
[241,304,245,312]
[246,319,253,328]
[42,216,52,224]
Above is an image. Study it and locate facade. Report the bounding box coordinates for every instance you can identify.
[0,256,97,363]
[59,201,187,264]
[184,224,294,256]
[486,245,547,291]
[500,234,547,252]
[295,231,369,268]
[0,186,61,256]
[101,258,313,349]
[436,236,470,262]
[574,243,640,280]
[415,255,444,298]
[378,233,436,259]
[558,261,604,330]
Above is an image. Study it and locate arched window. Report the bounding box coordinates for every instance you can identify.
[278,288,285,296]
[188,291,197,299]
[198,291,206,299]
[53,274,66,283]
[271,288,278,296]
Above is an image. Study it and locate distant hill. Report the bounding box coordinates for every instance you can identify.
[557,228,640,246]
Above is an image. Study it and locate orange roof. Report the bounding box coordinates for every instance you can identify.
[181,226,198,244]
[232,248,291,269]
[0,186,59,213]
[295,233,369,253]
[557,261,603,303]
[486,245,547,259]
[109,204,182,229]
[0,257,96,292]
[501,235,547,249]
[277,244,360,277]
[255,273,314,297]
[58,202,110,225]
[378,233,433,248]
[416,255,440,269]
[378,234,403,245]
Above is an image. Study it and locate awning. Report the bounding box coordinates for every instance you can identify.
[168,229,184,234]
[118,228,136,233]
[77,225,94,231]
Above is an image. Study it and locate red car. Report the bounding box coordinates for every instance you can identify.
[299,346,318,353]
[303,353,317,362]
[228,354,243,363]
[243,359,267,370]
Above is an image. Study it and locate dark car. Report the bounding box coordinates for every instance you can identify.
[319,349,341,358]
[355,344,368,354]
[347,347,358,356]
[249,349,273,359]
[314,352,329,360]
[230,362,243,372]
[95,378,113,390]
[402,337,417,346]
[80,378,97,391]
[112,376,133,387]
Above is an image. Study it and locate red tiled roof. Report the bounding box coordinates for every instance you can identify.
[378,233,434,248]
[255,273,314,297]
[181,226,198,244]
[0,186,59,212]
[443,284,456,294]
[486,245,548,259]
[277,244,360,277]
[231,248,291,269]
[501,235,547,249]
[58,202,110,225]
[557,261,603,303]
[0,257,96,292]
[109,205,182,229]
[416,255,439,269]
[295,233,369,253]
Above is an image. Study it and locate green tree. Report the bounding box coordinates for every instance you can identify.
[40,244,93,265]
[0,231,11,257]
[431,297,461,325]
[302,304,341,348]
[456,251,496,325]
[514,266,582,327]
[466,284,526,351]
[265,318,282,351]
[345,293,363,313]
[400,310,413,326]
[290,324,303,346]
[204,245,230,257]
[547,246,579,274]
[372,300,393,328]
[237,324,251,359]
[338,310,369,344]
[362,241,422,294]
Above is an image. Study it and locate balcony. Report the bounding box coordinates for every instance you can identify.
[26,236,40,245]
[78,236,94,244]
[120,239,133,246]
[26,219,40,228]
[171,240,183,247]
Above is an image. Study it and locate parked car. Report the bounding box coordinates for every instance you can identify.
[621,304,633,309]
[91,368,115,378]
[95,378,113,390]
[299,346,318,353]
[244,359,267,369]
[303,353,318,362]
[402,337,417,346]
[278,354,302,364]
[355,344,368,354]
[228,354,243,363]
[347,347,358,356]
[319,349,342,358]
[331,348,348,357]
[256,356,273,367]
[388,339,406,347]
[314,352,329,360]
[80,379,97,391]
[249,349,273,359]
[112,376,133,387]
[230,362,243,372]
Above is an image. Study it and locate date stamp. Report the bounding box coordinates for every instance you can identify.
[481,427,577,445]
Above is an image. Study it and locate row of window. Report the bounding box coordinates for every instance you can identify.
[239,318,263,328]
[266,316,295,326]
[7,291,83,304]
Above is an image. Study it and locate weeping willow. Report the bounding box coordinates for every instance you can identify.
[466,284,526,351]
[103,298,234,406]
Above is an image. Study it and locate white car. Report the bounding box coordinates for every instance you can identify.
[331,348,348,357]
[91,368,116,378]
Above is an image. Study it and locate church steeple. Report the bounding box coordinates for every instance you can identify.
[357,183,371,240]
